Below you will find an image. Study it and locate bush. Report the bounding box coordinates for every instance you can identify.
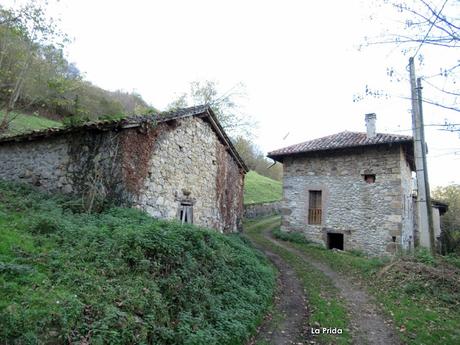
[29,216,60,234]
[414,248,436,266]
[0,182,275,344]
[272,228,310,244]
[443,254,460,269]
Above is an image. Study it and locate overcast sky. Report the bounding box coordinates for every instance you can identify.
[8,0,460,186]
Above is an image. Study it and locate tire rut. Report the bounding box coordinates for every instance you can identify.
[264,231,401,345]
[246,232,310,344]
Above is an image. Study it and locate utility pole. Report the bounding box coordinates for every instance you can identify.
[409,57,435,254]
[416,77,435,254]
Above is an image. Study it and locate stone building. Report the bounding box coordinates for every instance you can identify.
[268,113,438,255]
[0,105,247,233]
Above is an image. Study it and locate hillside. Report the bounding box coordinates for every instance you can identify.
[0,111,62,136]
[0,182,275,344]
[244,171,282,205]
[0,3,155,129]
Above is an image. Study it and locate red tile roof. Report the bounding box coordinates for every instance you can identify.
[268,131,413,159]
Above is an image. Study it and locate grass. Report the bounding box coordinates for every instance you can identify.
[0,111,62,136]
[243,171,282,205]
[272,228,460,345]
[0,181,276,345]
[245,217,352,345]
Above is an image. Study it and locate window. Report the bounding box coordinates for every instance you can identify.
[364,174,376,184]
[308,190,322,225]
[178,202,193,224]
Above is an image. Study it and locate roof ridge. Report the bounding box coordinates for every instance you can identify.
[268,130,413,158]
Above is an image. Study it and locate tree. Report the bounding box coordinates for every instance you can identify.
[0,3,155,131]
[359,0,460,130]
[433,184,460,254]
[0,1,68,130]
[167,80,255,138]
[233,136,283,181]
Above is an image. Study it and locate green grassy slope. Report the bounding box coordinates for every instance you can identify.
[244,171,282,205]
[0,182,275,345]
[0,111,62,136]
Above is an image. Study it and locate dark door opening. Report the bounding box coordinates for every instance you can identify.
[327,233,344,250]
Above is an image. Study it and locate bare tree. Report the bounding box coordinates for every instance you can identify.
[167,80,256,138]
[359,0,460,130]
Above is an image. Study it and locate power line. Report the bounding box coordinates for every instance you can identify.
[384,123,460,132]
[412,0,449,59]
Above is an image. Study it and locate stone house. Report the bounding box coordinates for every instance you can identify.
[268,113,445,255]
[0,105,247,233]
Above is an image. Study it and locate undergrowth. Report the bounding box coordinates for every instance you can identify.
[272,221,460,345]
[0,181,275,345]
[271,228,310,244]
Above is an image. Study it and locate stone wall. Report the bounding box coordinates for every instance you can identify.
[281,145,413,256]
[400,148,415,252]
[0,117,244,232]
[244,201,281,219]
[0,130,126,206]
[136,116,244,232]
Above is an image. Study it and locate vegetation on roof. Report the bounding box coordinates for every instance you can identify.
[0,181,275,344]
[244,171,282,205]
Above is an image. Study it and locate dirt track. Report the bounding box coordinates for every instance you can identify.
[246,218,400,345]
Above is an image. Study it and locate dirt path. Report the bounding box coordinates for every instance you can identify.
[264,230,401,345]
[246,224,310,345]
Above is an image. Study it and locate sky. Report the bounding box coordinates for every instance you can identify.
[7,0,460,187]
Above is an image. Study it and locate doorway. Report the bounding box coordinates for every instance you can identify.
[327,233,344,250]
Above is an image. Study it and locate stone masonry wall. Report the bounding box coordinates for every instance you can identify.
[0,117,244,233]
[134,116,244,233]
[281,145,412,256]
[400,148,415,252]
[0,131,125,204]
[244,201,282,219]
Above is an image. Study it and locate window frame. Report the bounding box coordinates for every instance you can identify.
[308,190,322,225]
[178,202,193,224]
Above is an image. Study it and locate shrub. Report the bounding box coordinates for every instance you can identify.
[0,182,275,344]
[414,248,436,266]
[272,228,310,244]
[443,254,460,269]
[29,216,60,234]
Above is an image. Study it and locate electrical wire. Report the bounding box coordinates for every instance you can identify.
[412,0,449,59]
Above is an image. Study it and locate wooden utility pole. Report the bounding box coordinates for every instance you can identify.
[409,57,435,254]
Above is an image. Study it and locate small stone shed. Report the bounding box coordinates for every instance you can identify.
[268,113,442,255]
[0,105,248,232]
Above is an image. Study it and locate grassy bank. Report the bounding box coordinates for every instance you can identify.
[0,111,62,136]
[244,171,282,205]
[273,228,460,345]
[0,182,275,345]
[245,217,351,345]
